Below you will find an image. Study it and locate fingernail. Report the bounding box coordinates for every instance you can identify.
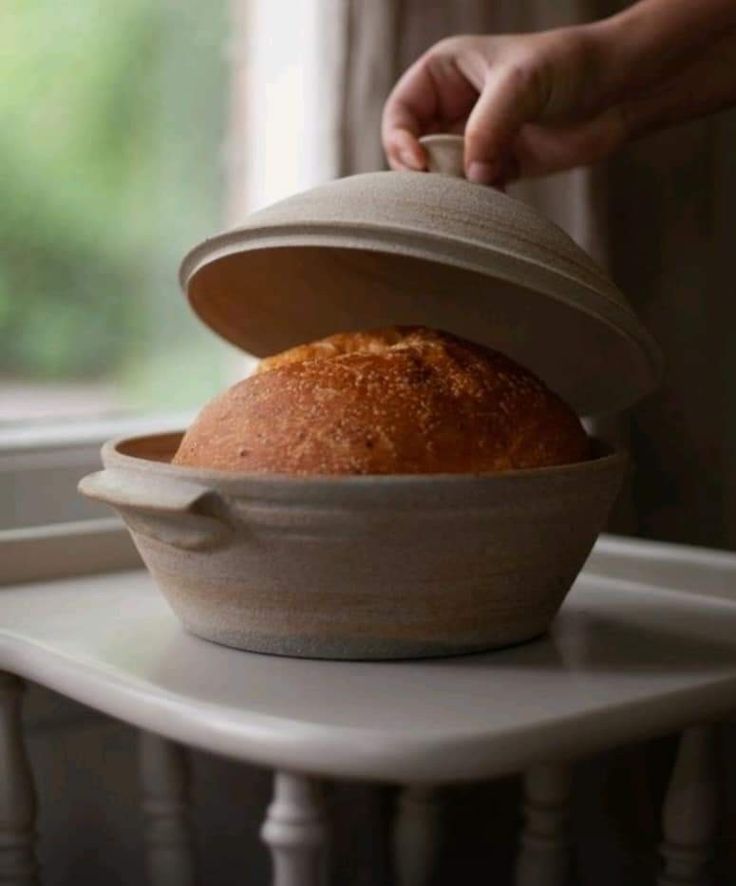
[467,161,497,185]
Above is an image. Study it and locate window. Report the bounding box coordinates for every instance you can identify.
[1,0,232,425]
[1,0,334,579]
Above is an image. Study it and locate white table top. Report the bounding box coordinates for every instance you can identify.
[2,535,736,784]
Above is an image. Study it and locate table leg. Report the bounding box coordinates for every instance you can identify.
[392,786,441,886]
[515,764,572,886]
[260,771,328,886]
[139,731,196,886]
[0,673,39,885]
[658,725,717,886]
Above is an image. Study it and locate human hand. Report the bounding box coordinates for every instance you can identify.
[382,1,736,186]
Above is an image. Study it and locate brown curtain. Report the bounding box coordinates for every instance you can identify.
[326,3,736,884]
[332,0,736,553]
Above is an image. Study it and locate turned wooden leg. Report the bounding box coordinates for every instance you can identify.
[139,732,196,886]
[658,725,717,886]
[515,764,573,886]
[392,786,441,886]
[260,772,328,886]
[0,673,39,885]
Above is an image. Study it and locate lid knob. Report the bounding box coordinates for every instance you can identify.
[419,134,465,179]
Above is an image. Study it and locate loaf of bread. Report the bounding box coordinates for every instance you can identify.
[173,326,589,474]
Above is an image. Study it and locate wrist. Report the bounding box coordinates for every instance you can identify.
[581,16,637,105]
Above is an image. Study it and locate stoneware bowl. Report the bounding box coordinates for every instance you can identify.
[79,433,626,660]
[80,134,655,659]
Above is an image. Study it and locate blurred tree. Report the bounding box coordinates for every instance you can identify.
[0,0,230,408]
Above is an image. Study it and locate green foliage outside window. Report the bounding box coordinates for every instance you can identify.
[1,0,232,409]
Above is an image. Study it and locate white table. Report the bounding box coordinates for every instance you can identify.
[2,534,736,885]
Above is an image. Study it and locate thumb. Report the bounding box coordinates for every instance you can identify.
[464,67,543,184]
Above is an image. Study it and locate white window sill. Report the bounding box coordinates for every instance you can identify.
[0,412,192,533]
[0,411,193,454]
[1,518,141,586]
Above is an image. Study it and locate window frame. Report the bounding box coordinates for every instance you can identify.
[0,413,193,583]
[2,0,335,585]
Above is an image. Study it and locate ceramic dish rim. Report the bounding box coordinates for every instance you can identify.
[101,432,627,490]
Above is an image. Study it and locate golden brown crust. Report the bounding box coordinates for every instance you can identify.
[256,327,414,374]
[173,327,589,475]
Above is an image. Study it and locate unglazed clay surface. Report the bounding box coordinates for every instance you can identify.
[79,433,626,660]
[180,136,662,414]
[78,136,659,660]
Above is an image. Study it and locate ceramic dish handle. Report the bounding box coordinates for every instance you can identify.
[419,134,466,179]
[78,470,231,551]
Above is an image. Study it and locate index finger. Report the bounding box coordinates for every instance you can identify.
[381,59,438,170]
[383,48,481,171]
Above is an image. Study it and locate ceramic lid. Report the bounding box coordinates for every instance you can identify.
[180,135,662,415]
